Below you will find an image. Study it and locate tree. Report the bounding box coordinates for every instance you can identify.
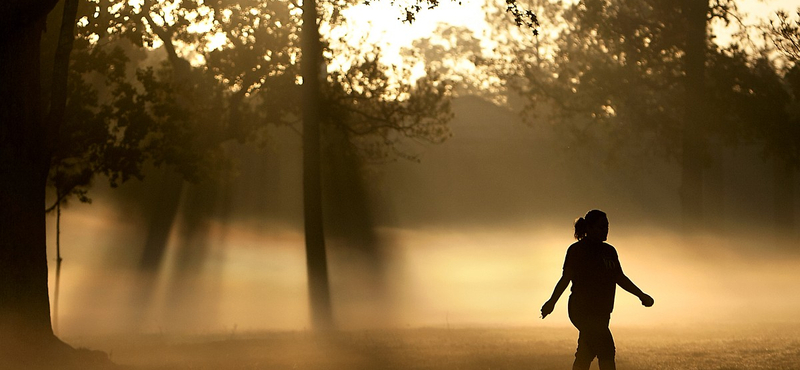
[0,0,536,356]
[0,0,65,348]
[505,0,749,230]
[73,0,458,330]
[304,0,457,329]
[680,0,711,230]
[768,9,800,232]
[773,64,800,232]
[0,1,114,365]
[729,57,799,233]
[772,9,800,62]
[301,0,333,330]
[3,0,259,357]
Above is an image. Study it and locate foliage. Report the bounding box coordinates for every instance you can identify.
[402,25,498,102]
[326,50,454,162]
[771,9,800,62]
[510,0,690,164]
[47,0,457,210]
[364,0,538,31]
[504,0,798,170]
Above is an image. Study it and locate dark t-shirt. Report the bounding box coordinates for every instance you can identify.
[563,239,623,314]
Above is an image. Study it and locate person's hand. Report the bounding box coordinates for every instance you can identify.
[541,300,556,319]
[640,293,654,307]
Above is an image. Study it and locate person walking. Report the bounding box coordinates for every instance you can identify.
[540,209,654,370]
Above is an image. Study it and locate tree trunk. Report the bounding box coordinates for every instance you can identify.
[680,0,708,232]
[301,0,334,330]
[138,169,185,271]
[45,0,79,150]
[0,3,57,349]
[322,127,392,327]
[0,4,113,368]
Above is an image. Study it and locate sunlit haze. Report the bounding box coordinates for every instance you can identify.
[8,0,798,368]
[47,99,800,336]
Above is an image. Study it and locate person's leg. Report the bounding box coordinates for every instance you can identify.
[597,357,616,370]
[572,330,595,370]
[569,307,596,370]
[593,315,615,370]
[572,311,615,370]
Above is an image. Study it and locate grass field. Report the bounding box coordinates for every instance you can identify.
[63,324,800,370]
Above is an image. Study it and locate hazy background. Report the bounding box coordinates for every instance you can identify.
[45,91,800,337]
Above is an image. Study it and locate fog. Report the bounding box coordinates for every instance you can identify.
[6,0,800,368]
[45,96,800,338]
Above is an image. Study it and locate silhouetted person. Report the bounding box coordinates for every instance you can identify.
[541,209,654,370]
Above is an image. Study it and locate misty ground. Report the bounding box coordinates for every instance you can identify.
[63,324,800,370]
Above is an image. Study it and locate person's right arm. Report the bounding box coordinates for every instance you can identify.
[541,271,571,319]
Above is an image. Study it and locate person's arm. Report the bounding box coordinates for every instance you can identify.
[541,272,571,319]
[616,273,654,307]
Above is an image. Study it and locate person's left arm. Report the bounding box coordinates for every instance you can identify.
[616,273,654,307]
[612,247,654,307]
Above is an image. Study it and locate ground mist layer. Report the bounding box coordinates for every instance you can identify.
[61,324,800,370]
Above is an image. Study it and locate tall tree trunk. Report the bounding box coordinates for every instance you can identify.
[680,0,708,232]
[301,0,334,330]
[45,0,79,150]
[0,1,58,349]
[0,5,112,368]
[323,128,392,327]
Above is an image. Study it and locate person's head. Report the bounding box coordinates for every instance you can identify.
[574,209,609,241]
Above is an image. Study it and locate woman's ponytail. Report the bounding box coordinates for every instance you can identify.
[574,217,587,240]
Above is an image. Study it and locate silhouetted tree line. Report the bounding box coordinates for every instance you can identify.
[495,0,800,231]
[406,0,798,232]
